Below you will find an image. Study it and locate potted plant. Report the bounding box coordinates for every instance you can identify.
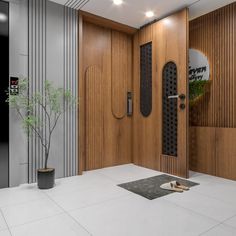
[189,80,212,107]
[7,78,76,189]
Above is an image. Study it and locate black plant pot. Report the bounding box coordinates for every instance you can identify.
[37,168,55,189]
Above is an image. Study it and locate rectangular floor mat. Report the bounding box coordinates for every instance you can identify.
[118,174,199,200]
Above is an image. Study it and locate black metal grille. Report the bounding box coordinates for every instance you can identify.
[162,62,178,157]
[140,42,152,117]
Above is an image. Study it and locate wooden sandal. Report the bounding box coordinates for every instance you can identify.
[160,182,183,192]
[170,181,190,191]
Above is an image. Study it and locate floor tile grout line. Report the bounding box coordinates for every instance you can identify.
[44,181,123,199]
[162,190,236,221]
[93,171,161,185]
[1,167,236,235]
[0,194,55,210]
[45,188,133,212]
[220,222,236,231]
[64,192,134,213]
[89,171,124,183]
[161,198,223,224]
[189,176,236,186]
[0,208,13,236]
[191,187,236,206]
[221,213,236,223]
[198,220,236,235]
[198,222,223,236]
[87,164,162,183]
[221,214,236,229]
[0,192,65,230]
[0,192,48,209]
[6,212,65,231]
[43,179,133,207]
[45,192,93,236]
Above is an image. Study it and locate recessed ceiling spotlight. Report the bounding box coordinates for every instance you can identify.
[113,0,123,5]
[0,13,7,22]
[146,11,154,18]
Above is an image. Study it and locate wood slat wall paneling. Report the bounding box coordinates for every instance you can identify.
[111,31,129,119]
[190,3,236,128]
[189,3,236,180]
[216,128,236,180]
[85,66,103,170]
[82,22,110,170]
[189,127,236,181]
[189,127,216,176]
[78,13,84,174]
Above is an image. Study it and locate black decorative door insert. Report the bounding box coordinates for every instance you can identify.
[140,42,152,117]
[162,62,178,157]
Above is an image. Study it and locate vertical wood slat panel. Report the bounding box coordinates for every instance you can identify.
[216,128,236,180]
[189,3,236,181]
[190,126,236,181]
[85,66,103,170]
[111,31,130,119]
[189,127,216,176]
[190,2,236,128]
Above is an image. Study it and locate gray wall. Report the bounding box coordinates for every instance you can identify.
[8,0,78,186]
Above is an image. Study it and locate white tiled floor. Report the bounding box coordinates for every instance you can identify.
[0,164,236,236]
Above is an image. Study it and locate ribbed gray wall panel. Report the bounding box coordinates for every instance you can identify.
[65,0,89,9]
[64,7,78,177]
[29,0,47,183]
[29,0,78,183]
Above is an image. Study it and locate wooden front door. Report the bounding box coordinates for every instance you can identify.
[82,22,133,171]
[160,9,189,178]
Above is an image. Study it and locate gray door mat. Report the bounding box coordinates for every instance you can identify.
[118,174,199,200]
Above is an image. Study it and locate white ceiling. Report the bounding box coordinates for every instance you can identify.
[50,0,236,28]
[189,0,235,20]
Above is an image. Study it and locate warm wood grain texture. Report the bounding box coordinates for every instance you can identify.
[189,127,216,176]
[78,13,84,174]
[133,9,189,178]
[79,10,137,35]
[85,66,103,170]
[189,3,236,181]
[159,9,189,178]
[189,126,236,181]
[81,21,132,171]
[133,23,160,171]
[216,128,236,180]
[190,2,236,128]
[111,31,131,119]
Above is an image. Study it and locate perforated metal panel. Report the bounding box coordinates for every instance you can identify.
[140,42,152,117]
[162,62,178,157]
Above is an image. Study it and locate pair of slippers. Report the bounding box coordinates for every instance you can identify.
[160,181,189,193]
